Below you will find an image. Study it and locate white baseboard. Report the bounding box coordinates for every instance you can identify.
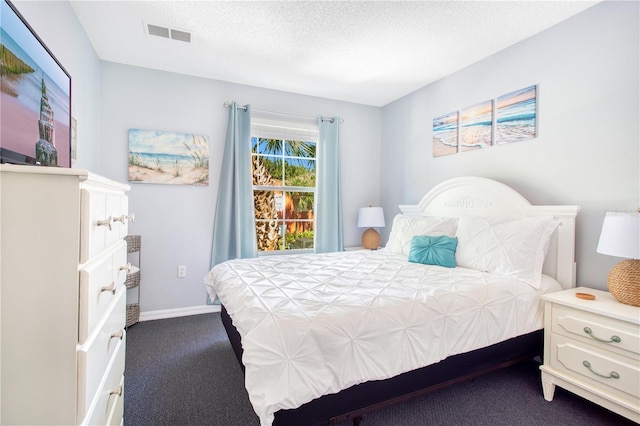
[139,304,221,322]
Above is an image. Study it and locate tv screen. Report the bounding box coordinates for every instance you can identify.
[1,0,71,167]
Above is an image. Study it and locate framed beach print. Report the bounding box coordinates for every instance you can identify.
[432,111,458,157]
[495,85,537,145]
[460,99,493,152]
[128,129,210,185]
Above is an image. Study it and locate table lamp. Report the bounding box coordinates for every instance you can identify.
[358,206,385,250]
[596,210,640,306]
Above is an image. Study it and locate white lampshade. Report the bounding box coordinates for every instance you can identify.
[357,207,385,228]
[597,211,640,259]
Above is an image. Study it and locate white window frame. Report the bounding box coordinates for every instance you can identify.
[251,115,319,255]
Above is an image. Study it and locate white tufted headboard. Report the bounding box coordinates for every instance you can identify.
[399,177,580,290]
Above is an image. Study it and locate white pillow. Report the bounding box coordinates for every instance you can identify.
[455,216,558,288]
[385,215,459,256]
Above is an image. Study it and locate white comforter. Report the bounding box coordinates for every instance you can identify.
[204,250,561,426]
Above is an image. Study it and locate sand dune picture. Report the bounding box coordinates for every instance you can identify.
[128,129,210,185]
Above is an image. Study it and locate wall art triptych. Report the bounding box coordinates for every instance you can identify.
[433,85,537,157]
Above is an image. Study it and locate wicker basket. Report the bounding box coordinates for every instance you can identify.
[126,303,140,327]
[607,259,640,307]
[125,235,141,253]
[125,268,141,289]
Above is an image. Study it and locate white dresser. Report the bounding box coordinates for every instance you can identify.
[0,164,132,425]
[540,287,640,423]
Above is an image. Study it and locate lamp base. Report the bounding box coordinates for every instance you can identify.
[361,228,381,250]
[607,259,640,307]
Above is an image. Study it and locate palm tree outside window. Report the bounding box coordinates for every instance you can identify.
[251,137,317,252]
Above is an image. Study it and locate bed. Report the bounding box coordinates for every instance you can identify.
[205,176,579,426]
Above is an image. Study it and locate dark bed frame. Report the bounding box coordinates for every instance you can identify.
[221,305,543,426]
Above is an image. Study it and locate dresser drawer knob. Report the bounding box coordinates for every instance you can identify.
[97,216,113,230]
[582,360,620,379]
[101,282,117,295]
[109,385,123,397]
[120,263,132,274]
[110,329,124,340]
[114,213,135,224]
[583,327,621,344]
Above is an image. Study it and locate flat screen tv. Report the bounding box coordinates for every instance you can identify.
[1,0,71,167]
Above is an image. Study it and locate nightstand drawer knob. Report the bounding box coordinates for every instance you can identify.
[582,360,620,379]
[583,327,621,344]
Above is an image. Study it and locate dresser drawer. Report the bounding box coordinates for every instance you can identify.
[79,241,128,344]
[552,305,640,358]
[106,193,129,247]
[107,376,125,426]
[81,348,125,426]
[80,190,130,264]
[550,334,640,401]
[77,289,126,421]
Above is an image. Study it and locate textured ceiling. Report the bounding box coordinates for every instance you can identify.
[69,1,599,106]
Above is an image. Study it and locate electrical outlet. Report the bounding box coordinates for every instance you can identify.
[177,265,186,278]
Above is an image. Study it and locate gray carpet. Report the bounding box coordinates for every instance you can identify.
[124,313,634,426]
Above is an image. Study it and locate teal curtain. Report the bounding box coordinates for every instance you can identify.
[211,102,257,267]
[315,117,343,253]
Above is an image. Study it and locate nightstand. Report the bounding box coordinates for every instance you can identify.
[540,287,640,423]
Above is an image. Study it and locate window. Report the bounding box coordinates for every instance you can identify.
[251,117,318,252]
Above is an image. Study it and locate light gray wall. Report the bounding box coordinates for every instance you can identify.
[13,0,102,171]
[381,1,640,290]
[14,0,639,311]
[99,62,381,312]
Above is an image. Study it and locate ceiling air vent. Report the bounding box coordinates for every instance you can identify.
[170,29,191,43]
[147,24,170,39]
[145,22,192,43]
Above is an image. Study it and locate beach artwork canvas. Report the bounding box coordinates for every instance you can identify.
[460,100,493,152]
[432,111,459,157]
[495,85,537,144]
[128,129,209,185]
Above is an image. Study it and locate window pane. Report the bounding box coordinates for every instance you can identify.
[252,138,282,155]
[288,191,314,218]
[252,155,283,184]
[284,140,315,158]
[284,220,314,250]
[254,190,285,251]
[284,157,316,187]
[282,190,314,250]
[255,219,283,251]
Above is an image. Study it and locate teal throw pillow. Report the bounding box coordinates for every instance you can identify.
[408,235,458,268]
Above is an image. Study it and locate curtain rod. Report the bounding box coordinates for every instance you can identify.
[223,101,343,124]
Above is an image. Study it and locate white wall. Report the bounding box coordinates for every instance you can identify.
[99,62,381,312]
[14,0,639,311]
[13,0,102,171]
[381,1,640,290]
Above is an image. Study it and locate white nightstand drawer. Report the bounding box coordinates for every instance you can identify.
[552,305,640,357]
[551,335,640,400]
[77,290,126,420]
